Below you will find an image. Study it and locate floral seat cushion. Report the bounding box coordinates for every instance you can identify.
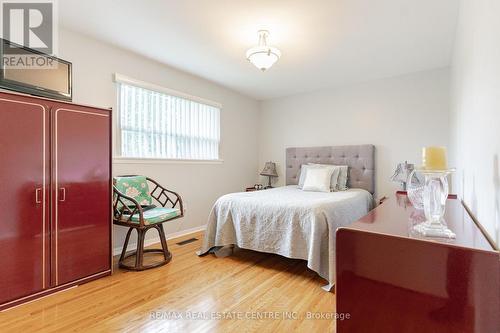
[126,207,181,225]
[114,176,152,207]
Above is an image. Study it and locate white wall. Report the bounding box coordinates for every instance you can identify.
[58,29,260,252]
[259,69,450,199]
[450,0,500,247]
[58,12,500,254]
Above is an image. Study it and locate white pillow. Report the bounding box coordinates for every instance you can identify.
[302,167,334,192]
[336,165,349,191]
[298,164,340,191]
[308,163,344,191]
[298,164,323,188]
[329,167,341,190]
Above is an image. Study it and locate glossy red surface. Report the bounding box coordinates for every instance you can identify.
[351,193,494,251]
[0,91,111,310]
[52,103,111,286]
[336,194,499,332]
[0,93,50,305]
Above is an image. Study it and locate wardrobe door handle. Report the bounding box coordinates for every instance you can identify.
[59,188,66,202]
[35,188,42,204]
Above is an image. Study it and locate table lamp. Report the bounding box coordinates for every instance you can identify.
[260,162,278,189]
[390,161,414,190]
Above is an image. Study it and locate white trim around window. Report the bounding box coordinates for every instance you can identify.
[113,74,222,162]
[113,156,224,165]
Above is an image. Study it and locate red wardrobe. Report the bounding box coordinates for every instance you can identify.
[0,91,112,310]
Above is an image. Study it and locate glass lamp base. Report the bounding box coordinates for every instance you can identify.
[412,220,456,239]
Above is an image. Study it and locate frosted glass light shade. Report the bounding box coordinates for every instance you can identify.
[246,30,281,71]
[246,46,281,71]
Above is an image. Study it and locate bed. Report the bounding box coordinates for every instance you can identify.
[198,145,375,290]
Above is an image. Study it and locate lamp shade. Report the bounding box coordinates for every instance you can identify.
[260,161,278,177]
[246,30,281,71]
[390,161,414,183]
[246,46,281,71]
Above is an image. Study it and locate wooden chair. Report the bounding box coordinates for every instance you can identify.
[113,175,184,271]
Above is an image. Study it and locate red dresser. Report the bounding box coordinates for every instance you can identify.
[336,192,499,333]
[0,91,112,310]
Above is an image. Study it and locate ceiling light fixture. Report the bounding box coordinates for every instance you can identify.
[246,30,281,71]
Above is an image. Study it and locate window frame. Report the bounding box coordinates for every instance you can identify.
[113,73,223,164]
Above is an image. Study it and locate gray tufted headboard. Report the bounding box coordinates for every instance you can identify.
[286,145,375,194]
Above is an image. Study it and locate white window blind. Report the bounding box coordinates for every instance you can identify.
[117,81,220,160]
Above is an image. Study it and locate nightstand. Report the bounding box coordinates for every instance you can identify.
[245,186,270,192]
[245,186,261,192]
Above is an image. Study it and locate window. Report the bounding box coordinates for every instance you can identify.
[116,76,220,160]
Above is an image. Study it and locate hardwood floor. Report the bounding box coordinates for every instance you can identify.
[0,232,336,332]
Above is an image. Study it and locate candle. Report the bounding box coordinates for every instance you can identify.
[422,146,448,170]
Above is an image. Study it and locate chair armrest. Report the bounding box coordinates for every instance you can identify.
[146,177,184,215]
[113,186,145,227]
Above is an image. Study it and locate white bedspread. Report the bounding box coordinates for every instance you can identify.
[198,185,373,288]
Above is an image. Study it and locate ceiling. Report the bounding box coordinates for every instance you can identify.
[59,0,459,100]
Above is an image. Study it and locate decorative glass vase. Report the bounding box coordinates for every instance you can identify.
[406,170,425,209]
[411,170,456,239]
